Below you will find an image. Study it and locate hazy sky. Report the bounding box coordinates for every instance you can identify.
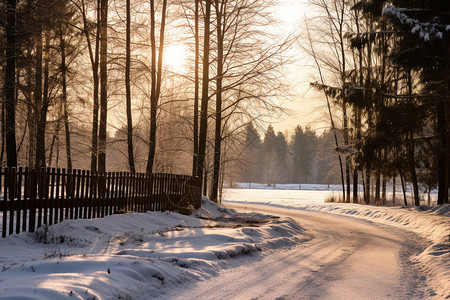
[163,0,327,137]
[271,0,328,136]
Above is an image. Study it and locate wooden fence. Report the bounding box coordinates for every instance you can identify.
[0,167,202,238]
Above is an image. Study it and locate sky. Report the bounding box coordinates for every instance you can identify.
[163,0,327,137]
[271,0,328,136]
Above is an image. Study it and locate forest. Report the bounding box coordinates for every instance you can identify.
[1,0,449,205]
[301,0,449,205]
[235,124,340,187]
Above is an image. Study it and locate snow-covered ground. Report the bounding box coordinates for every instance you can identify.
[234,182,344,191]
[0,188,448,299]
[223,188,450,299]
[234,182,439,204]
[0,198,307,299]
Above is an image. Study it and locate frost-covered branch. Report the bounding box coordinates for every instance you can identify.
[382,5,449,42]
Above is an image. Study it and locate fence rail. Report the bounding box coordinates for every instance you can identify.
[0,167,202,238]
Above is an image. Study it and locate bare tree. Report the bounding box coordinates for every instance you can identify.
[208,0,294,201]
[58,21,73,170]
[146,0,168,174]
[210,0,224,202]
[35,25,54,170]
[302,20,346,202]
[71,0,101,171]
[98,0,108,172]
[197,0,212,187]
[4,0,17,168]
[192,0,200,177]
[125,0,135,172]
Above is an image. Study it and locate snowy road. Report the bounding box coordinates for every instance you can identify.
[169,203,430,300]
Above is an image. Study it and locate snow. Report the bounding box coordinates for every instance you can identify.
[0,188,448,299]
[223,188,450,299]
[234,182,343,191]
[0,197,307,299]
[382,5,448,42]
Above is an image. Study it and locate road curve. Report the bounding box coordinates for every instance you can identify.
[170,203,430,300]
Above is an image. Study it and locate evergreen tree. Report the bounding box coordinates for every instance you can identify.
[241,123,263,183]
[384,0,449,204]
[262,126,288,184]
[291,126,316,184]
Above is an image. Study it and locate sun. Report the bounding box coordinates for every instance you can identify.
[164,44,187,73]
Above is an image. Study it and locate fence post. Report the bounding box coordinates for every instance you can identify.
[22,167,29,232]
[43,168,49,226]
[149,173,154,211]
[8,167,16,236]
[74,169,81,219]
[53,168,60,224]
[15,167,23,234]
[2,168,9,237]
[111,172,117,215]
[61,168,67,222]
[80,170,86,219]
[89,171,96,219]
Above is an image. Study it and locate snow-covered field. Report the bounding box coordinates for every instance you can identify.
[234,182,439,204]
[223,188,450,299]
[0,188,448,299]
[234,182,344,191]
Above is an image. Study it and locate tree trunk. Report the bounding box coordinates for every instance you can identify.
[353,167,358,203]
[400,171,407,206]
[203,165,208,196]
[27,79,35,169]
[375,163,381,204]
[36,30,50,169]
[210,0,224,203]
[353,108,361,204]
[407,70,420,206]
[345,158,350,203]
[98,0,108,172]
[365,168,370,204]
[33,27,43,169]
[192,0,200,177]
[445,39,450,204]
[60,24,72,170]
[1,93,5,167]
[5,0,17,168]
[408,131,420,206]
[437,97,449,204]
[381,150,387,204]
[48,107,62,168]
[343,104,350,203]
[437,100,446,204]
[125,0,135,173]
[197,0,211,192]
[445,100,450,204]
[146,0,167,174]
[147,0,157,173]
[83,0,101,172]
[392,176,396,204]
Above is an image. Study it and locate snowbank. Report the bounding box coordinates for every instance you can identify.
[0,198,308,299]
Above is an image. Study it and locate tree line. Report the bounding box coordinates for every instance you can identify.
[303,0,449,205]
[233,124,340,187]
[1,0,292,202]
